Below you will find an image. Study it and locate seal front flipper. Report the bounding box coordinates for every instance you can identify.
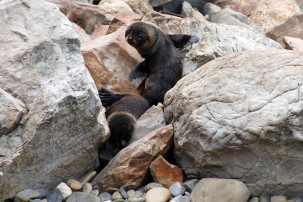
[98,88,125,106]
[168,34,199,49]
[129,61,150,81]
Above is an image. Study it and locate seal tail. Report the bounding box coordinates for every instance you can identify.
[98,88,125,106]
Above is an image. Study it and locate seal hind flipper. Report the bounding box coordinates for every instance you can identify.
[129,61,150,81]
[168,34,199,49]
[99,88,125,106]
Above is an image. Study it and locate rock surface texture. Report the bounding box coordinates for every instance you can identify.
[0,0,109,200]
[164,50,303,197]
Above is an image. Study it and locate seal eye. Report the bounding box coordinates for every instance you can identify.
[137,33,143,41]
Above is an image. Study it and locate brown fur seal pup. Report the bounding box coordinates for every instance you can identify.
[125,22,199,106]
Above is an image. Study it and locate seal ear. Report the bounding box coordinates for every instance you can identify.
[168,34,199,49]
[99,88,125,106]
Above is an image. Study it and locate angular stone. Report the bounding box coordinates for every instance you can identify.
[183,179,199,193]
[0,0,109,200]
[16,189,40,201]
[129,105,166,144]
[81,26,144,95]
[46,188,63,202]
[91,125,174,191]
[191,178,250,202]
[266,14,303,48]
[150,155,183,187]
[146,187,171,202]
[181,1,207,22]
[112,191,123,200]
[143,11,282,77]
[283,37,303,51]
[66,192,100,202]
[71,22,92,45]
[164,49,303,197]
[56,182,72,200]
[43,0,73,14]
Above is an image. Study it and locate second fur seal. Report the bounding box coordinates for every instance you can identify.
[125,22,199,106]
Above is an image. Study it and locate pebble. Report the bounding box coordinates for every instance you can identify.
[127,190,136,197]
[128,195,146,202]
[67,179,82,191]
[66,192,100,202]
[260,193,270,202]
[183,179,199,193]
[82,183,93,193]
[99,192,112,201]
[291,198,303,202]
[91,189,100,196]
[112,191,123,200]
[16,189,40,201]
[29,199,44,202]
[249,197,259,202]
[46,188,63,202]
[36,188,49,199]
[145,182,165,192]
[119,187,129,199]
[271,196,287,202]
[169,195,191,202]
[146,187,171,202]
[81,171,97,185]
[113,199,125,202]
[169,182,186,197]
[56,182,72,200]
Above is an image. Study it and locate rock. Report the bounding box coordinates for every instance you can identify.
[181,1,207,22]
[291,198,302,202]
[266,14,303,48]
[204,3,261,32]
[0,89,27,137]
[143,11,283,77]
[146,187,171,202]
[29,199,44,202]
[43,0,73,14]
[67,179,83,191]
[183,179,199,193]
[215,0,301,32]
[16,189,40,201]
[297,0,303,11]
[119,188,129,199]
[99,192,112,201]
[149,0,174,8]
[283,37,303,51]
[0,0,109,200]
[145,182,165,192]
[249,197,259,202]
[36,189,49,199]
[71,22,92,44]
[128,195,146,202]
[66,192,100,202]
[82,183,93,193]
[164,49,303,197]
[46,188,63,202]
[260,193,270,202]
[150,155,183,187]
[68,2,134,34]
[81,171,97,185]
[127,190,136,198]
[169,182,186,197]
[81,26,143,95]
[169,195,191,202]
[99,0,153,16]
[91,125,174,192]
[91,189,99,196]
[56,182,72,200]
[129,105,166,144]
[270,196,287,202]
[112,191,123,200]
[191,178,250,202]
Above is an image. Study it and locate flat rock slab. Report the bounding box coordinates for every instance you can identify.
[164,49,303,197]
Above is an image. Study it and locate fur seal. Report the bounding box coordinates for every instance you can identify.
[125,21,199,106]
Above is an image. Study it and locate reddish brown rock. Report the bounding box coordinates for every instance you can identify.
[216,0,301,32]
[91,125,174,191]
[283,36,303,51]
[266,14,303,48]
[81,26,143,94]
[91,25,110,39]
[107,11,142,34]
[150,155,183,188]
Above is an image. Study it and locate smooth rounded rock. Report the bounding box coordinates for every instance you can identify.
[16,189,40,201]
[128,195,146,202]
[113,199,124,202]
[169,195,191,202]
[119,187,128,199]
[56,182,72,200]
[67,179,82,191]
[169,182,186,197]
[112,191,123,200]
[91,189,99,196]
[144,182,165,192]
[81,171,97,185]
[248,197,259,202]
[29,199,44,202]
[66,192,100,202]
[146,187,171,202]
[183,179,199,193]
[99,192,112,201]
[82,183,93,193]
[271,196,287,202]
[127,190,136,198]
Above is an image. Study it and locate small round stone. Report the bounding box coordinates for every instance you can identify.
[16,189,40,201]
[67,179,82,191]
[112,191,123,200]
[113,199,124,202]
[29,199,44,202]
[146,187,171,202]
[169,195,191,202]
[271,196,287,202]
[169,182,186,197]
[291,198,303,202]
[183,179,199,193]
[119,188,128,199]
[128,194,146,202]
[99,192,112,201]
[82,183,93,193]
[127,190,136,198]
[144,182,165,192]
[81,171,97,185]
[66,192,100,202]
[56,182,72,200]
[91,189,100,196]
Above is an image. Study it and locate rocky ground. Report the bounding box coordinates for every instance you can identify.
[1,0,303,201]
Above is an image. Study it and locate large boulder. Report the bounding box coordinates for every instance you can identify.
[143,11,283,76]
[0,0,109,200]
[164,49,303,197]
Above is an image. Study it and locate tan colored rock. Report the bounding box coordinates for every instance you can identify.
[81,26,143,94]
[91,25,110,39]
[99,0,153,16]
[266,14,303,48]
[216,0,301,32]
[283,36,303,51]
[107,11,141,34]
[146,187,171,202]
[91,125,174,191]
[150,155,183,187]
[71,22,92,44]
[191,178,250,202]
[67,179,83,191]
[270,196,287,202]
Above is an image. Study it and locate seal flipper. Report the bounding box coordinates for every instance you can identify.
[99,88,125,106]
[129,61,150,81]
[168,34,199,49]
